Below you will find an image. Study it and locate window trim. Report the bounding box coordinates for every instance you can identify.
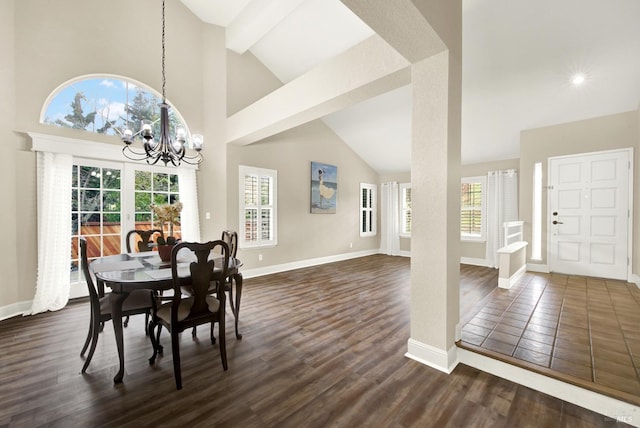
[238,165,278,249]
[399,182,411,237]
[29,132,198,170]
[460,176,486,242]
[360,183,377,237]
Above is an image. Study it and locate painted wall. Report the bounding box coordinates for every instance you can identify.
[520,110,639,277]
[460,158,519,263]
[226,47,382,271]
[0,0,18,310]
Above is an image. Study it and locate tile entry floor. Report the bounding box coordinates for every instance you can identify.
[460,270,640,405]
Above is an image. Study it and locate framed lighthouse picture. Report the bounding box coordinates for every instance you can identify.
[310,161,337,214]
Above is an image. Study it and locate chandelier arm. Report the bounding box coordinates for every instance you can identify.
[123,146,157,162]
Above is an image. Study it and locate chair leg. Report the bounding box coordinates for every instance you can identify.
[81,320,100,373]
[80,313,93,356]
[171,331,182,390]
[145,312,149,336]
[192,326,197,337]
[124,315,130,328]
[148,320,159,364]
[219,318,227,371]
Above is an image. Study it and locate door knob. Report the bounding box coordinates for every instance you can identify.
[553,220,563,225]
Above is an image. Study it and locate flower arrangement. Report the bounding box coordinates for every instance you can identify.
[152,201,183,245]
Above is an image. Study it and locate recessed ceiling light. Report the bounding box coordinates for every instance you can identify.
[571,73,586,85]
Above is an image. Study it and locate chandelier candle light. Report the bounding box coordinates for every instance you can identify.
[121,0,203,166]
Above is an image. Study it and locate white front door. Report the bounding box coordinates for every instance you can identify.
[548,149,631,280]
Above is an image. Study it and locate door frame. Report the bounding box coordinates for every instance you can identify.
[546,147,634,281]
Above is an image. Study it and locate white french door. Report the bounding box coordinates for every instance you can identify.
[70,159,181,297]
[548,149,632,280]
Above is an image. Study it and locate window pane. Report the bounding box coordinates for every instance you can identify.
[135,192,151,211]
[103,214,121,234]
[260,176,271,205]
[244,209,258,242]
[71,213,78,235]
[169,174,179,192]
[461,209,482,234]
[260,209,271,240]
[71,189,78,211]
[103,169,120,189]
[81,189,100,211]
[42,77,190,143]
[80,213,101,234]
[244,175,257,205]
[103,191,120,212]
[136,170,152,191]
[154,193,169,205]
[72,165,78,186]
[154,173,169,191]
[80,166,101,188]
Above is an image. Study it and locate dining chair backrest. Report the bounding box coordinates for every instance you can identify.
[170,240,230,320]
[79,237,100,307]
[221,230,238,259]
[126,229,164,253]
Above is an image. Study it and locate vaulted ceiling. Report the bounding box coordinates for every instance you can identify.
[182,0,640,173]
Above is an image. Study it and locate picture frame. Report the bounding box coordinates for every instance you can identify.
[310,161,337,214]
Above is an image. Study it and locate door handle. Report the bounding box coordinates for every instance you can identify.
[553,220,563,225]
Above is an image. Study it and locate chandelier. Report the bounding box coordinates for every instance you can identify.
[121,0,203,166]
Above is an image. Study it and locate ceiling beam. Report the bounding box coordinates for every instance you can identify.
[339,0,447,63]
[226,35,411,145]
[226,0,306,54]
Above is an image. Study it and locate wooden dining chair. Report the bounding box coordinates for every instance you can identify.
[148,240,230,390]
[126,229,164,253]
[79,237,154,374]
[220,230,242,338]
[123,229,162,328]
[190,230,242,339]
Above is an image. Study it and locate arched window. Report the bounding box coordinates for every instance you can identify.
[40,75,189,140]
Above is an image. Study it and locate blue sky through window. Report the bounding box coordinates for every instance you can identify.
[42,76,186,138]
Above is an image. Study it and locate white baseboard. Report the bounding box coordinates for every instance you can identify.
[527,263,549,273]
[632,274,640,289]
[498,264,527,289]
[405,338,459,374]
[397,250,411,258]
[0,300,32,321]
[460,257,493,267]
[241,249,379,279]
[458,348,640,427]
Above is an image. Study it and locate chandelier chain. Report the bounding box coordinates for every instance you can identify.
[161,0,166,103]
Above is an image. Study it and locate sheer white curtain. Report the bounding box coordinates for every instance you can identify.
[26,152,73,315]
[380,182,400,255]
[485,169,518,268]
[177,168,201,242]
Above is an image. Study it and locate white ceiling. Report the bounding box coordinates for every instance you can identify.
[181,0,640,172]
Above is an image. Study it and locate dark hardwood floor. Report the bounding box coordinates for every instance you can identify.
[0,255,630,427]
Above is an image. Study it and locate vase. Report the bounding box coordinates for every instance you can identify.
[157,244,174,262]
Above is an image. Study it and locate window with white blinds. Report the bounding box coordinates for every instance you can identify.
[400,183,411,236]
[360,183,377,237]
[461,176,486,241]
[239,165,277,248]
